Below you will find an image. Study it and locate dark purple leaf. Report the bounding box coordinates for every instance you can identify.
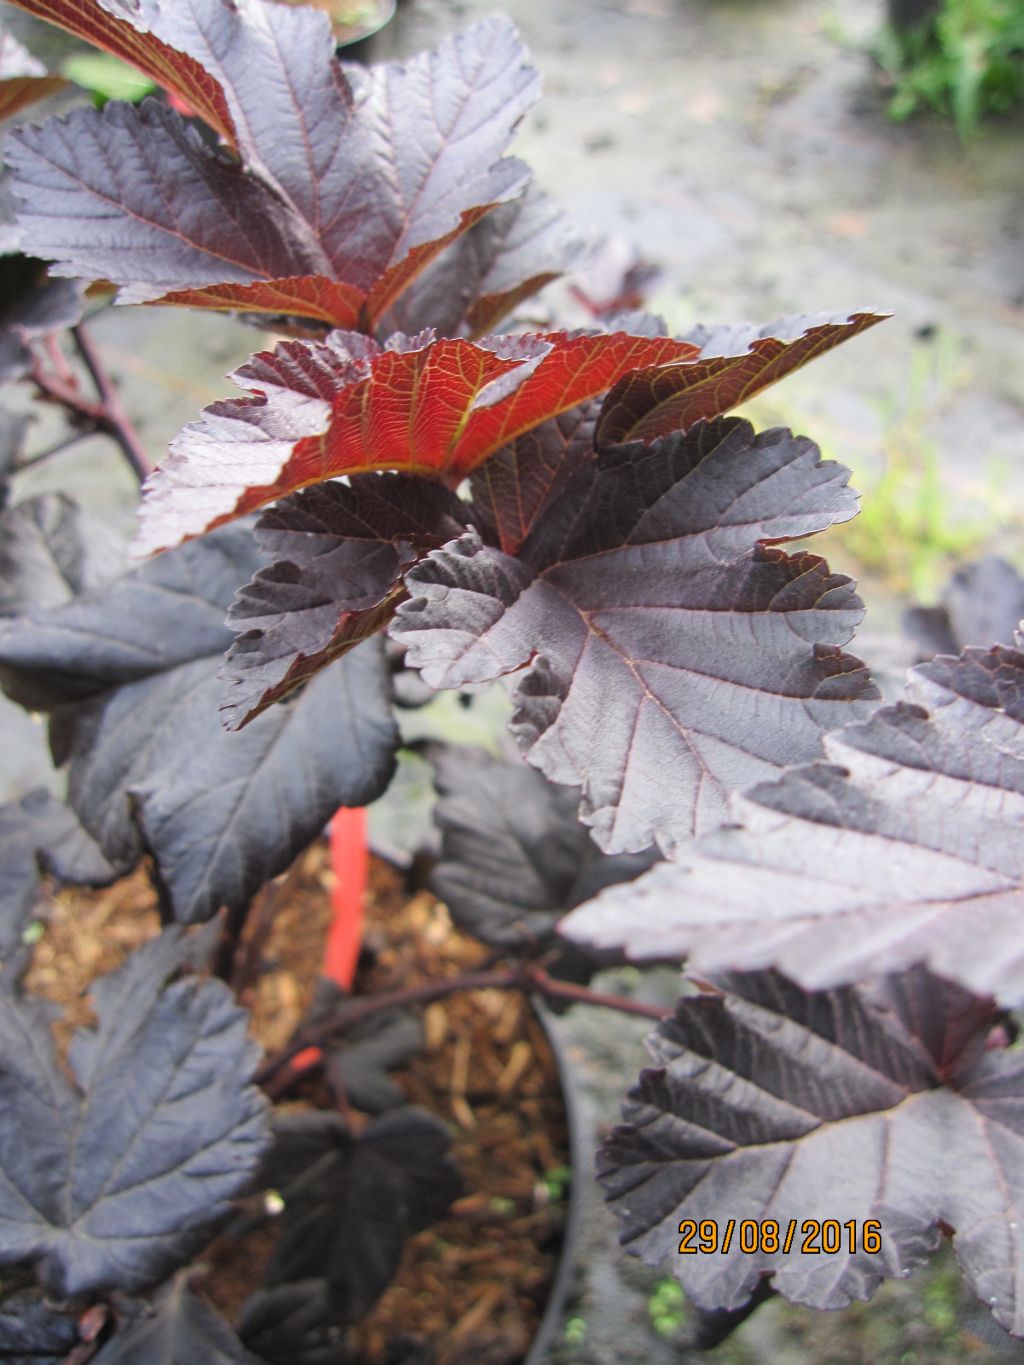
[0,1287,82,1363]
[92,1273,262,1364]
[566,234,661,320]
[905,557,1024,660]
[221,476,469,729]
[6,17,544,331]
[595,311,887,447]
[599,967,1024,1336]
[0,255,84,385]
[134,329,699,556]
[469,401,600,555]
[324,1007,423,1115]
[377,182,584,339]
[237,1281,354,1365]
[0,928,270,1295]
[393,418,877,854]
[0,524,398,922]
[430,745,657,948]
[0,493,122,615]
[256,1107,459,1321]
[0,29,65,122]
[563,643,1024,1002]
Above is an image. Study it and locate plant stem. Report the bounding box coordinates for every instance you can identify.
[29,325,153,484]
[71,324,152,481]
[529,967,674,1021]
[16,428,95,470]
[255,962,670,1088]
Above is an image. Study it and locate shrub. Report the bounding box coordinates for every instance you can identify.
[1,1,1022,1358]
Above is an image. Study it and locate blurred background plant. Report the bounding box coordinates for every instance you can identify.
[875,0,1024,135]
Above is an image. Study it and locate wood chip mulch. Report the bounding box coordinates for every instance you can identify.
[24,843,571,1365]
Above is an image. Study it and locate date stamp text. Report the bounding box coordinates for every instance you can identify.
[678,1218,882,1256]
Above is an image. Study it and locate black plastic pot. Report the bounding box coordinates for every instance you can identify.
[524,999,585,1365]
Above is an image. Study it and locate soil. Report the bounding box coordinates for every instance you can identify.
[24,845,572,1365]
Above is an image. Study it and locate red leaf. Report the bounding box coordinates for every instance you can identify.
[4,0,239,143]
[135,329,699,555]
[596,310,888,445]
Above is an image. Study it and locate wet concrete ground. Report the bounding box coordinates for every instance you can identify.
[2,0,1023,1358]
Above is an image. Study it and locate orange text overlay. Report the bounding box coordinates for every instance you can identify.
[678,1218,883,1256]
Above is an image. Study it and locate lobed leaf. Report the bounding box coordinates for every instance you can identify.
[5,16,560,332]
[237,1281,349,1365]
[0,1287,83,1362]
[595,311,887,446]
[0,521,398,921]
[323,1007,424,1115]
[562,643,1024,1002]
[92,1273,261,1364]
[221,475,469,728]
[0,28,65,122]
[599,967,1024,1336]
[430,744,657,948]
[256,1107,460,1320]
[0,492,122,614]
[1,0,318,148]
[377,182,584,339]
[134,328,699,555]
[0,929,270,1295]
[469,401,600,555]
[904,556,1024,660]
[0,255,84,386]
[393,418,877,853]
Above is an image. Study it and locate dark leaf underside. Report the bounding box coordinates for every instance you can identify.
[562,643,1024,1003]
[0,492,122,615]
[92,1274,261,1364]
[0,789,114,988]
[0,255,85,386]
[255,1107,459,1322]
[600,967,1024,1337]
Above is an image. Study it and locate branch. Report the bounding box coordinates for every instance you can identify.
[16,428,95,470]
[27,328,153,484]
[254,962,670,1089]
[71,324,152,481]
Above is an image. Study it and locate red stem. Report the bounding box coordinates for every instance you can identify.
[255,962,670,1090]
[71,324,152,481]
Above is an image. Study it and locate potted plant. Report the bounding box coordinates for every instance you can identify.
[1,1,1023,1358]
